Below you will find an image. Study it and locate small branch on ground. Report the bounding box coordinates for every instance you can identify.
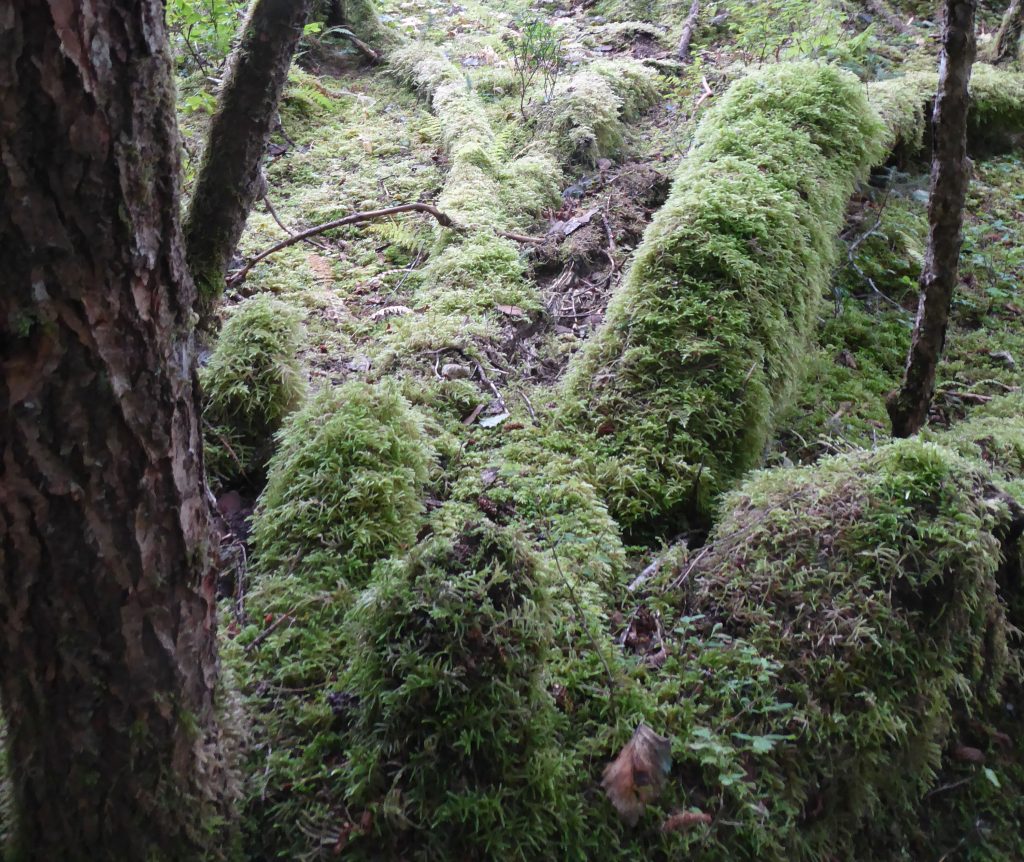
[261,195,332,252]
[693,76,714,112]
[676,0,700,61]
[331,26,382,63]
[228,203,460,287]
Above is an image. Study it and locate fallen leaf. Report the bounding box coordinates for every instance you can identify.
[560,207,599,237]
[661,810,712,832]
[601,723,672,826]
[496,304,527,318]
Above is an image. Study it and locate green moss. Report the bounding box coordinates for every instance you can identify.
[540,59,659,164]
[868,64,1024,153]
[649,436,1019,860]
[339,518,581,861]
[774,302,910,462]
[335,0,400,49]
[559,62,886,532]
[225,380,432,858]
[249,380,432,590]
[200,295,306,489]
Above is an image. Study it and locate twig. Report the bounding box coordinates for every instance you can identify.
[498,229,548,244]
[473,360,506,412]
[331,26,381,63]
[676,0,701,61]
[519,390,538,423]
[693,76,714,111]
[628,558,662,593]
[228,203,460,287]
[245,611,295,653]
[262,195,331,252]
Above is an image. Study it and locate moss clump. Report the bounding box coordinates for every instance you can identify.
[339,518,580,860]
[248,380,432,590]
[540,59,660,164]
[559,62,886,532]
[200,295,306,489]
[673,439,1015,859]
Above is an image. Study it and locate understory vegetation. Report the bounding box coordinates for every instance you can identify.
[171,0,1024,857]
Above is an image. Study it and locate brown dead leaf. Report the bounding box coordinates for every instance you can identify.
[661,809,712,832]
[496,304,527,318]
[601,724,672,826]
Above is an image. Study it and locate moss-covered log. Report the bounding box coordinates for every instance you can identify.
[869,63,1024,154]
[650,432,1021,859]
[558,62,885,532]
[339,520,582,860]
[223,380,433,855]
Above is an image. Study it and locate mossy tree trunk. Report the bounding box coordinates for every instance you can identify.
[993,0,1022,64]
[888,0,977,437]
[0,2,233,858]
[184,0,313,328]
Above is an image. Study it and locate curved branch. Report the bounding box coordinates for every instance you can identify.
[227,203,460,287]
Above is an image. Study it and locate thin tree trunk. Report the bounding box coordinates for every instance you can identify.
[887,0,977,438]
[676,0,700,61]
[0,2,234,858]
[184,0,313,327]
[993,0,1022,64]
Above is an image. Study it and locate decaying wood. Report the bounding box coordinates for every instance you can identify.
[888,0,978,437]
[992,0,1023,64]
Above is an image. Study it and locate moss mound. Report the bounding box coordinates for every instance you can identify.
[540,59,660,164]
[869,64,1024,153]
[668,437,1017,859]
[559,62,886,533]
[340,518,579,860]
[249,380,432,589]
[200,295,306,489]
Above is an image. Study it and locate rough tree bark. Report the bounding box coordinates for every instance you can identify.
[184,0,313,327]
[0,2,234,858]
[887,0,977,438]
[992,0,1022,64]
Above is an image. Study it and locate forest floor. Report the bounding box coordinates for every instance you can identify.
[173,0,1024,858]
[182,0,1024,500]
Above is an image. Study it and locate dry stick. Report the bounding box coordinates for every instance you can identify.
[227,202,459,287]
[332,27,382,63]
[693,76,714,112]
[676,0,701,61]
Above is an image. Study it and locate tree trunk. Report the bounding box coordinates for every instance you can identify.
[887,0,977,438]
[0,3,234,859]
[993,0,1022,64]
[184,0,313,327]
[676,0,700,61]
